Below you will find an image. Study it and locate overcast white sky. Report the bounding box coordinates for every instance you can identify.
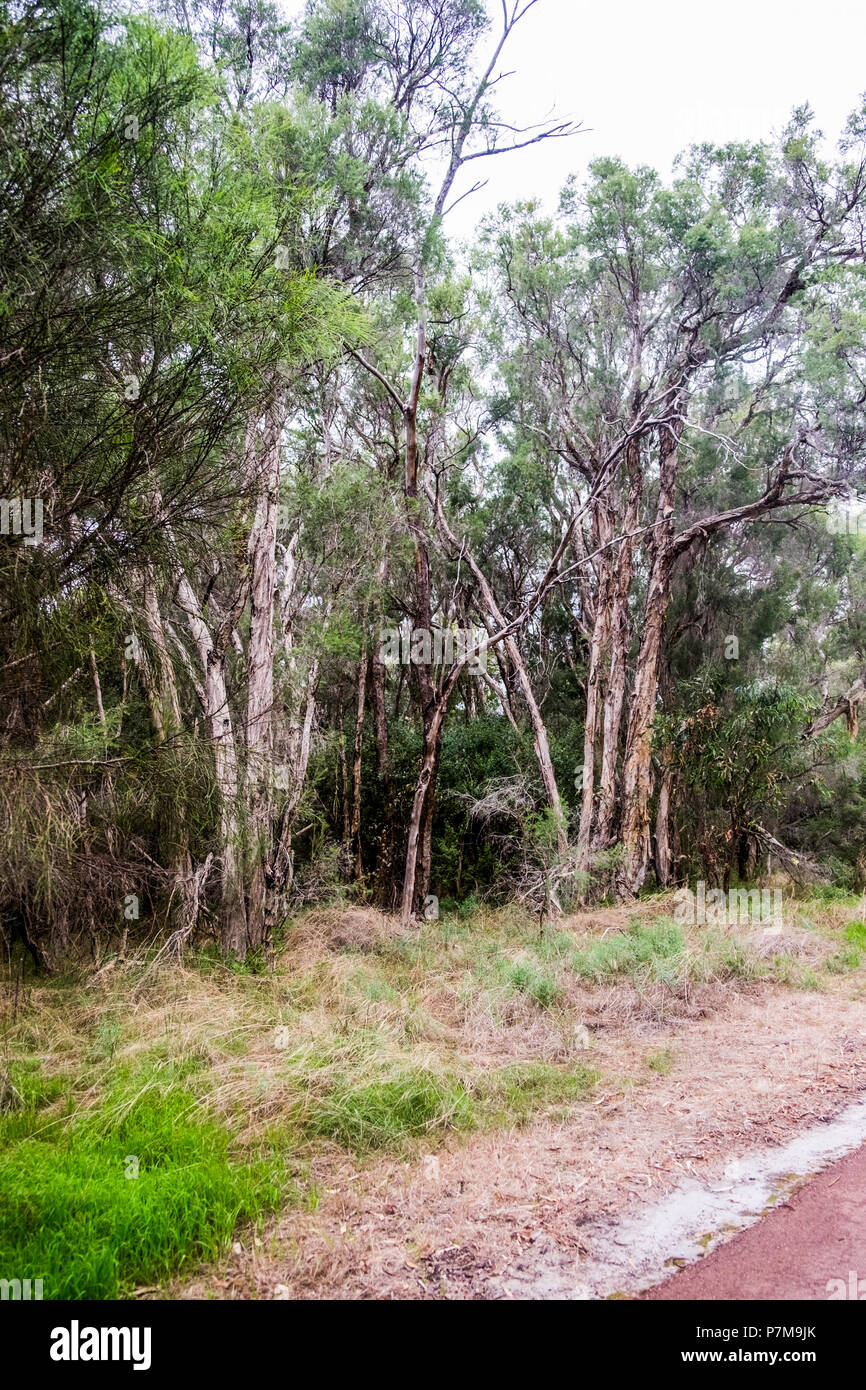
[283,0,866,236]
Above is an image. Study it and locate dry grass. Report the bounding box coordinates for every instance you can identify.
[6,888,862,1141]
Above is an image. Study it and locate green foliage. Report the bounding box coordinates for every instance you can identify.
[657,680,817,878]
[846,920,866,945]
[661,680,811,809]
[503,958,560,1008]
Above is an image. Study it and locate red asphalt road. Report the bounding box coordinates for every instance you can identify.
[643,1143,866,1301]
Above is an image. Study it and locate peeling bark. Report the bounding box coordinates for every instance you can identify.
[577,565,611,864]
[244,402,282,951]
[594,441,642,848]
[653,760,674,888]
[173,568,248,956]
[350,650,367,882]
[619,416,682,894]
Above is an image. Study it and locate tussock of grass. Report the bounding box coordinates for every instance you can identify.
[826,948,862,974]
[306,1068,473,1151]
[796,967,823,991]
[645,1047,674,1076]
[568,919,686,981]
[475,1061,598,1128]
[845,921,866,949]
[501,959,560,1007]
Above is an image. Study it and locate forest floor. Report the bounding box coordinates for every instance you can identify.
[174,890,866,1301]
[3,887,865,1299]
[174,969,866,1300]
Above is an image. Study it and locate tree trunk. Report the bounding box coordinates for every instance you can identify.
[138,564,183,743]
[89,646,106,727]
[206,649,247,956]
[174,569,248,955]
[593,446,642,848]
[270,657,319,906]
[338,704,351,866]
[132,566,194,924]
[400,278,437,920]
[244,403,282,951]
[401,696,448,925]
[577,565,611,864]
[350,650,367,882]
[619,418,682,894]
[416,706,444,909]
[371,623,398,909]
[269,537,325,908]
[653,761,674,887]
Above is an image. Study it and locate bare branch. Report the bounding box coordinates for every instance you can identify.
[346,347,407,412]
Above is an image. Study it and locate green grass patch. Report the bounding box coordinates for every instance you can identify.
[819,910,866,973]
[645,1047,674,1076]
[476,1061,598,1128]
[304,1067,474,1151]
[502,959,560,1007]
[0,1061,291,1300]
[802,886,863,906]
[795,967,823,991]
[568,918,686,981]
[845,921,866,949]
[826,947,863,974]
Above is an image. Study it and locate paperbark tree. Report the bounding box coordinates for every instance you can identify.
[487,125,866,896]
[244,401,283,950]
[173,564,249,955]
